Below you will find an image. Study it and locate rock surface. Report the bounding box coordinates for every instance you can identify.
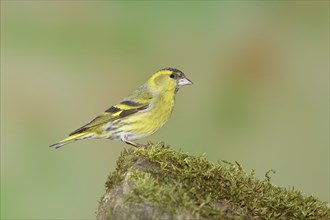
[97,143,329,220]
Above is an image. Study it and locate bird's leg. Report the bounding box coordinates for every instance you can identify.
[121,136,146,148]
[125,140,141,148]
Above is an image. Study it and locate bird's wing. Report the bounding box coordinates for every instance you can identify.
[69,86,152,136]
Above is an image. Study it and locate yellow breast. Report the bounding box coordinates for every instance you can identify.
[123,92,175,139]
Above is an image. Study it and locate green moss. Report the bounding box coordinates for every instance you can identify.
[99,142,329,220]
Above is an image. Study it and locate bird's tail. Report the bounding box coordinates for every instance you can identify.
[50,132,93,149]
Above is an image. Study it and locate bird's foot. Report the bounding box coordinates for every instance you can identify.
[124,140,148,148]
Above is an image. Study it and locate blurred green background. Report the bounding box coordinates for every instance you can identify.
[1,1,329,219]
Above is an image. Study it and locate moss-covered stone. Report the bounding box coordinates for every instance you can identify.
[97,142,329,220]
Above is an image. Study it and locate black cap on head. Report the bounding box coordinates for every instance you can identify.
[160,67,184,75]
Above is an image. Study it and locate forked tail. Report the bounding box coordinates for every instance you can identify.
[50,132,93,149]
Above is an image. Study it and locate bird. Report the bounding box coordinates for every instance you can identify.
[50,67,193,149]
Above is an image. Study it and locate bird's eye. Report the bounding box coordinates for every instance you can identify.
[169,73,176,79]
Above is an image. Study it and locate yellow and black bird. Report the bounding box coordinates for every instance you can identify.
[50,68,192,148]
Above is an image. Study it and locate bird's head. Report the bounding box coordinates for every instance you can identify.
[147,68,193,94]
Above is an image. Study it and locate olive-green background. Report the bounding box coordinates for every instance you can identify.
[1,1,329,219]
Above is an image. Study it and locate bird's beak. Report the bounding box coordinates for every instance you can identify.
[178,76,193,86]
